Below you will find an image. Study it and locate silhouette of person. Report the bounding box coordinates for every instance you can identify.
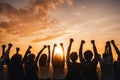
[79,40,99,80]
[8,47,25,80]
[39,45,51,80]
[0,43,12,80]
[52,43,65,80]
[65,38,82,80]
[6,45,32,80]
[24,45,47,80]
[111,40,120,80]
[24,46,38,80]
[99,41,116,80]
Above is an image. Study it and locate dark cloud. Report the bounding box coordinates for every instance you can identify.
[0,21,22,34]
[0,0,72,36]
[0,22,11,28]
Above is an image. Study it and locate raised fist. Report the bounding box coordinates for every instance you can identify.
[8,43,13,47]
[91,40,95,44]
[111,40,114,44]
[2,45,6,48]
[27,46,32,54]
[16,47,20,51]
[16,47,20,54]
[44,45,47,48]
[28,45,32,49]
[70,38,74,42]
[106,41,110,45]
[81,40,85,44]
[54,43,57,47]
[60,43,63,46]
[47,45,50,48]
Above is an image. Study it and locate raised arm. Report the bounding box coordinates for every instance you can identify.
[91,40,99,60]
[47,45,51,63]
[1,44,6,63]
[99,44,108,63]
[111,40,120,56]
[6,43,13,54]
[22,45,32,62]
[6,43,12,59]
[52,43,57,64]
[106,41,113,62]
[16,47,20,54]
[79,40,85,63]
[1,43,12,63]
[60,43,65,63]
[1,45,6,58]
[35,45,47,64]
[66,38,73,64]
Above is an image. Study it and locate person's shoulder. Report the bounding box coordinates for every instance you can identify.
[76,62,80,65]
[114,61,120,65]
[72,62,80,66]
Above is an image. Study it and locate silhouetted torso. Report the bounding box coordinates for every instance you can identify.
[52,61,65,80]
[24,60,38,80]
[114,61,120,80]
[81,60,98,80]
[39,63,50,80]
[6,54,25,80]
[100,59,116,80]
[66,62,82,80]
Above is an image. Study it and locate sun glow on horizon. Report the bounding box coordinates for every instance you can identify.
[55,46,63,57]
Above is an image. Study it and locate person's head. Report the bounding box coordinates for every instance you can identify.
[70,52,78,62]
[39,54,47,65]
[11,54,22,63]
[54,53,62,62]
[84,50,93,61]
[27,53,35,62]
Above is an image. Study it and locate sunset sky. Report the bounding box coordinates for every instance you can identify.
[0,0,120,60]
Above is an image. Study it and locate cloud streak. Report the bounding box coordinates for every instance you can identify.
[0,0,73,36]
[32,33,64,42]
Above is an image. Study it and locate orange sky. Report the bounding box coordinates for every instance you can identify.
[0,0,120,60]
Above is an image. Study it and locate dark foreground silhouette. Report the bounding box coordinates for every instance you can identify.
[66,38,82,80]
[0,39,120,80]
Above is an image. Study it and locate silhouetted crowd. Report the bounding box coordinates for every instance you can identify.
[0,39,120,80]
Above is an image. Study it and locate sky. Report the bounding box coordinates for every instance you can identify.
[0,0,120,60]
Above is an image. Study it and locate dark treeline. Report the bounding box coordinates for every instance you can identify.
[0,39,120,80]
